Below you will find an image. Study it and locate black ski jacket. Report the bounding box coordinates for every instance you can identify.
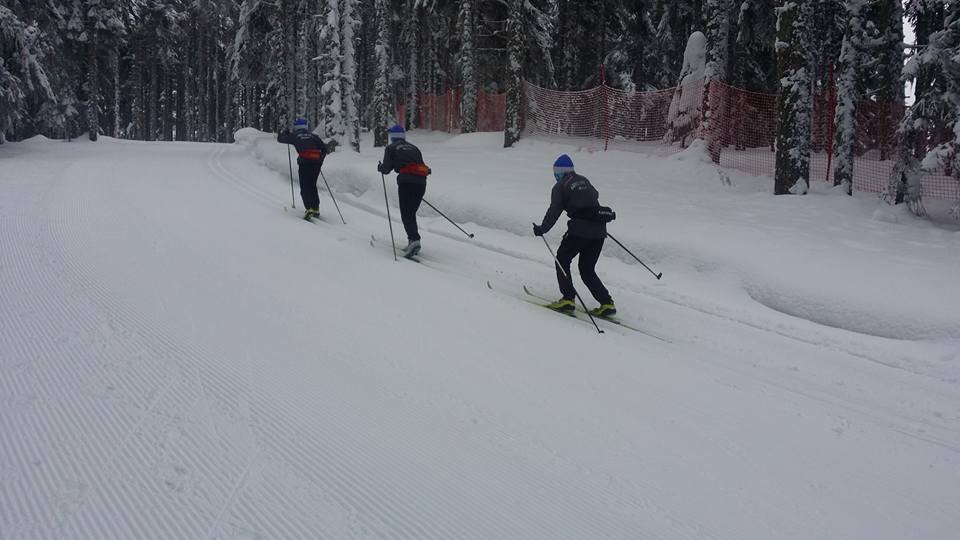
[378,140,428,185]
[537,172,607,239]
[278,130,327,165]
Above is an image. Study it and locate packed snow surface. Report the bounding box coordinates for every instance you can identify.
[1,131,959,539]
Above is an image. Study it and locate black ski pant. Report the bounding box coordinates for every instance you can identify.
[298,162,321,211]
[555,232,613,305]
[398,183,426,242]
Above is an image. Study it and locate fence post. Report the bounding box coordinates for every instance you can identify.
[824,63,836,183]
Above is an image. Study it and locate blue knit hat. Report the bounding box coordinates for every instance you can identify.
[388,124,406,141]
[293,117,309,131]
[553,154,574,182]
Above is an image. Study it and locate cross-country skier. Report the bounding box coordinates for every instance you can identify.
[533,154,616,317]
[278,118,332,220]
[377,125,431,257]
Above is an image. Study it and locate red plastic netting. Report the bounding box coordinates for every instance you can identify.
[415,90,505,133]
[698,80,778,178]
[416,79,957,201]
[523,82,605,139]
[417,90,462,132]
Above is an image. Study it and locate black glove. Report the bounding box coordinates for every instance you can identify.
[377,161,384,174]
[533,223,545,237]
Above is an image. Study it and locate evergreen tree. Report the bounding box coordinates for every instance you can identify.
[400,0,420,129]
[704,0,735,83]
[65,0,126,141]
[874,0,905,105]
[665,31,706,145]
[319,0,344,139]
[0,6,56,143]
[604,0,656,92]
[831,0,868,195]
[651,0,703,88]
[503,0,523,147]
[341,0,361,151]
[888,1,958,216]
[371,0,390,146]
[773,0,815,195]
[733,0,778,93]
[457,0,478,133]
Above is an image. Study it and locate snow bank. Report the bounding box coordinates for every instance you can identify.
[232,127,960,342]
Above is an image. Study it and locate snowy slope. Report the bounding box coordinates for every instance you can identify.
[1,133,959,539]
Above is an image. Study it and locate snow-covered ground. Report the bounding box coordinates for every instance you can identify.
[1,131,958,539]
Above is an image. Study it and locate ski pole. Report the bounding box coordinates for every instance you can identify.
[422,198,475,238]
[286,144,296,209]
[607,232,662,279]
[381,166,398,261]
[319,170,346,224]
[606,233,662,280]
[535,225,603,335]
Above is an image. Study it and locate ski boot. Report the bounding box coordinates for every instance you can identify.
[546,298,575,313]
[589,303,617,317]
[401,240,421,258]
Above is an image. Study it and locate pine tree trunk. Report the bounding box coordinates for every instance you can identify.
[176,65,186,141]
[459,0,477,133]
[87,40,99,141]
[831,0,865,196]
[503,0,524,147]
[343,0,361,152]
[372,0,391,147]
[113,51,120,137]
[148,62,159,141]
[875,0,904,160]
[162,68,174,141]
[773,0,813,195]
[283,0,298,127]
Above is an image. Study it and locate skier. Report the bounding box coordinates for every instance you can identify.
[377,125,431,257]
[533,154,616,317]
[278,118,331,220]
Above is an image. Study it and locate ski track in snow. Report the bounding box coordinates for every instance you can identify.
[1,136,958,539]
[219,142,960,446]
[219,141,960,531]
[206,145,710,539]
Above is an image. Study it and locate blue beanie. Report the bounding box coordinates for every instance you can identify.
[553,154,574,179]
[293,117,309,131]
[388,124,406,140]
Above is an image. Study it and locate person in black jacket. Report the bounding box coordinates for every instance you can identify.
[533,154,616,316]
[278,118,330,220]
[377,125,430,257]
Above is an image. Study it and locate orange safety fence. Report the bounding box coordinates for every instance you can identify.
[415,79,958,201]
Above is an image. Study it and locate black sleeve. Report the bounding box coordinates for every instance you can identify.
[277,130,292,144]
[538,182,565,234]
[378,145,394,174]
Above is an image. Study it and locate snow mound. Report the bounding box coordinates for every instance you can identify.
[745,280,960,340]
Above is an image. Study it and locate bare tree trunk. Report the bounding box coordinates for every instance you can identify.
[87,40,100,141]
[113,50,120,137]
[148,62,159,141]
[162,68,174,141]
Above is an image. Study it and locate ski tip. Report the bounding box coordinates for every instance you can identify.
[522,285,533,295]
[486,281,493,290]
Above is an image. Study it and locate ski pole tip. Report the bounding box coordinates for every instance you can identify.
[656,273,663,280]
[469,233,475,238]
